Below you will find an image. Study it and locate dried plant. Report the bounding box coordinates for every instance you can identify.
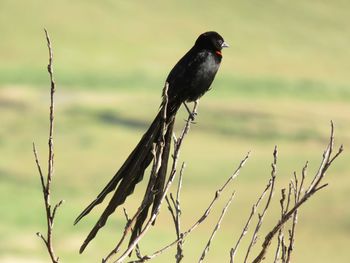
[33,29,63,263]
[118,122,341,263]
[251,122,342,263]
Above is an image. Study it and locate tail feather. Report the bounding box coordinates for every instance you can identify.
[80,164,148,253]
[129,119,175,246]
[74,111,163,226]
[77,101,180,253]
[152,120,174,215]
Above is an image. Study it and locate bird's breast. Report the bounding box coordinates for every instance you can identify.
[165,49,221,103]
[185,52,220,101]
[196,53,220,78]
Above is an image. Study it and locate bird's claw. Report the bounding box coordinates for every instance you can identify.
[189,111,197,122]
[184,112,197,124]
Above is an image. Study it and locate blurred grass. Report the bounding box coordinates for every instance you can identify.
[0,0,350,262]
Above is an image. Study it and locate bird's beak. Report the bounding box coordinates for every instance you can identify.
[221,42,229,48]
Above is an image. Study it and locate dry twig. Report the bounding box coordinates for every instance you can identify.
[252,122,343,263]
[33,29,63,263]
[273,161,307,263]
[129,152,250,263]
[199,191,236,263]
[243,147,277,262]
[121,123,340,263]
[230,147,277,263]
[165,162,185,262]
[123,208,143,259]
[273,188,286,263]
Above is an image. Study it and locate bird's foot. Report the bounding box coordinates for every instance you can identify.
[183,101,198,123]
[189,111,197,122]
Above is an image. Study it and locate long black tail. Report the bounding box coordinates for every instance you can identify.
[128,118,175,247]
[75,103,179,253]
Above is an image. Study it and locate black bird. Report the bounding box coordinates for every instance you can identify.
[75,31,228,253]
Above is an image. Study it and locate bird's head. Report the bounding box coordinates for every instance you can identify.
[194,31,229,55]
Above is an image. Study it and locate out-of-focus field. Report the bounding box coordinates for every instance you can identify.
[0,1,349,262]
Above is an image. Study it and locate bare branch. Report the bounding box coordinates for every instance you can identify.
[125,123,341,263]
[44,27,56,194]
[252,124,343,263]
[130,152,250,263]
[243,146,277,263]
[167,162,185,262]
[199,191,235,263]
[327,144,344,167]
[33,29,61,263]
[280,236,287,263]
[52,200,65,220]
[165,196,177,228]
[175,164,184,262]
[122,208,143,259]
[36,232,48,247]
[230,174,272,263]
[33,142,45,190]
[273,188,286,263]
[285,183,292,214]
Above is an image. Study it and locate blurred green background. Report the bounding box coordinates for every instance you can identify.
[0,0,349,262]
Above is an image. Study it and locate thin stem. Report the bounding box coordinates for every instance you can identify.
[33,28,61,263]
[199,191,235,263]
[129,153,250,263]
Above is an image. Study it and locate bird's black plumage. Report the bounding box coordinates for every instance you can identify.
[75,31,228,253]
